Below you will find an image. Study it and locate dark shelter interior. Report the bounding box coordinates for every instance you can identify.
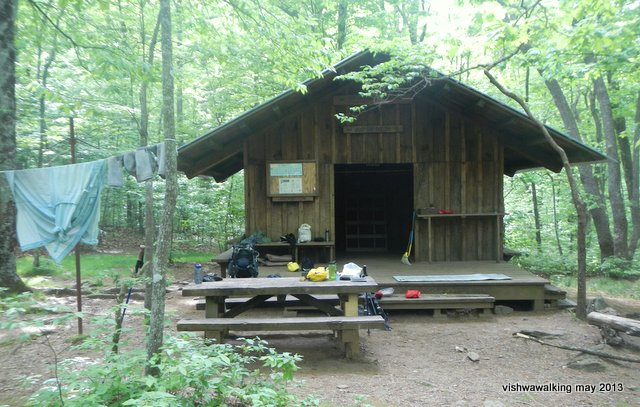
[334,163,413,254]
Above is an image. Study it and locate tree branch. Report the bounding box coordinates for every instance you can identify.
[514,332,640,364]
[27,0,121,56]
[484,68,589,319]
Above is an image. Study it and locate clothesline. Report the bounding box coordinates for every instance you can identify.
[2,142,173,263]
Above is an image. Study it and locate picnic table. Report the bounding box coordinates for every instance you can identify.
[178,276,384,358]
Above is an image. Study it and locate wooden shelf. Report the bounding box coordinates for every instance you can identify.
[417,212,505,219]
[344,197,387,251]
[254,242,335,263]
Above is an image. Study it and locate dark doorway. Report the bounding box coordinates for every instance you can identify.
[334,164,413,254]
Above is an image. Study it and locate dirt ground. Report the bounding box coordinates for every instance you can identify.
[1,263,640,407]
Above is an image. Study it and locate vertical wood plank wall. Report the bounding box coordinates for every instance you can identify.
[245,87,504,261]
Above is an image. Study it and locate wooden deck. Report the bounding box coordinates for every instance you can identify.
[255,253,550,312]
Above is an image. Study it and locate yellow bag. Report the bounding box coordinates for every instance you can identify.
[306,267,327,282]
[287,262,300,272]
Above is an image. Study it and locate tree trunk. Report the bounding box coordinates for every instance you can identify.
[587,312,640,337]
[629,92,640,256]
[485,70,589,319]
[175,0,184,131]
[139,9,160,312]
[34,14,58,269]
[395,0,420,45]
[547,173,563,256]
[531,182,542,251]
[336,0,347,50]
[543,77,614,260]
[0,0,29,294]
[146,0,177,377]
[593,76,629,259]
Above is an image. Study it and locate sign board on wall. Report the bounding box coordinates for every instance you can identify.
[267,161,317,199]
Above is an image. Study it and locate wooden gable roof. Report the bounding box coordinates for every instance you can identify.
[178,51,606,181]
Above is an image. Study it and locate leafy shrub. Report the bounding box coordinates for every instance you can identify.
[1,292,317,406]
[599,257,640,280]
[28,332,317,407]
[512,252,577,277]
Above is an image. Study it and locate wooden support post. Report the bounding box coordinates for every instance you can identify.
[70,117,83,336]
[496,214,501,263]
[342,328,359,359]
[205,296,226,341]
[428,217,433,263]
[341,293,359,317]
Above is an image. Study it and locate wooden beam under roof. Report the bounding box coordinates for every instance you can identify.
[184,143,244,179]
[333,95,413,105]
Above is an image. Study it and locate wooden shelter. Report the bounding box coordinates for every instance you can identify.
[178,51,605,264]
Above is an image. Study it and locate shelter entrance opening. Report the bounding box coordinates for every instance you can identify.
[334,164,413,254]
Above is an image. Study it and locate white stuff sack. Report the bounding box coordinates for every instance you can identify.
[298,224,312,243]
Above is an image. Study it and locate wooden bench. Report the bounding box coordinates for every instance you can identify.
[194,294,340,311]
[212,248,233,278]
[378,294,495,318]
[177,315,385,358]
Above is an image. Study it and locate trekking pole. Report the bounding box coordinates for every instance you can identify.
[122,245,144,320]
[364,292,372,336]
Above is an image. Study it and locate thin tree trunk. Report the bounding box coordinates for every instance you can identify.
[547,173,563,256]
[139,8,160,312]
[630,92,640,256]
[146,0,177,376]
[587,91,606,195]
[0,0,29,294]
[593,76,628,259]
[531,182,542,251]
[33,14,60,269]
[543,77,614,260]
[336,0,347,50]
[485,70,589,319]
[395,0,419,45]
[175,0,183,131]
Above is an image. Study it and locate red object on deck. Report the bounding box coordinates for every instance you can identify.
[405,290,421,298]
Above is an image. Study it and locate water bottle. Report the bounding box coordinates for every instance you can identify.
[328,261,337,281]
[325,229,330,242]
[194,263,203,284]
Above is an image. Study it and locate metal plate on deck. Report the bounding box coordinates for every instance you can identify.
[393,274,512,282]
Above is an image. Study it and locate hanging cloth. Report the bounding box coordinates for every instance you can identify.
[3,160,107,263]
[107,142,166,186]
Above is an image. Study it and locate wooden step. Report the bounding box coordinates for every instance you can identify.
[544,284,567,300]
[554,298,576,309]
[377,294,495,317]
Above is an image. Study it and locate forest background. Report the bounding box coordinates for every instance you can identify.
[0,0,640,405]
[2,0,640,298]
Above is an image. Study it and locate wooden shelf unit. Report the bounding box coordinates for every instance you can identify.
[344,197,387,252]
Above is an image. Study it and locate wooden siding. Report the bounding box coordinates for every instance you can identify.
[245,87,504,262]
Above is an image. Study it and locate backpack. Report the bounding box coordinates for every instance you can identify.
[228,240,259,278]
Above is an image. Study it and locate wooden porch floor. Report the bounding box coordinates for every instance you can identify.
[343,253,548,311]
[260,252,549,311]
